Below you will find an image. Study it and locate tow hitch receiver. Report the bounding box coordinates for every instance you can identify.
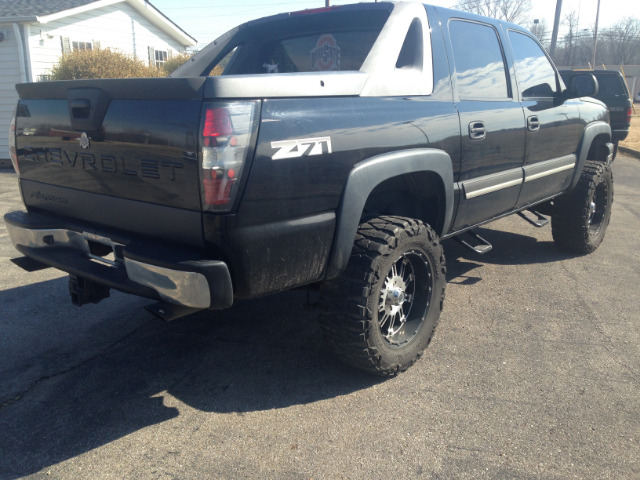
[69,275,110,306]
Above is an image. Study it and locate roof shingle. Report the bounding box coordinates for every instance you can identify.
[0,0,100,18]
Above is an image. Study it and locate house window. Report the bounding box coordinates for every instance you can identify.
[72,41,92,51]
[62,37,99,54]
[155,50,168,68]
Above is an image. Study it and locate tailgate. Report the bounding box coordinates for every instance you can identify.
[14,78,207,246]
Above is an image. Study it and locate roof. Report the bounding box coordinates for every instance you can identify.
[0,0,97,17]
[0,0,196,46]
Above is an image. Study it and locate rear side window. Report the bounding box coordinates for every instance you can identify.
[396,18,424,70]
[509,31,558,98]
[449,20,509,100]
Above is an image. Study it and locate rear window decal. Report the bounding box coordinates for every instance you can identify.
[311,34,341,71]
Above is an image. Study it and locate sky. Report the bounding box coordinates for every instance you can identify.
[151,0,640,49]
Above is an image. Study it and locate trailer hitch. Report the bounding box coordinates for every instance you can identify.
[69,275,110,306]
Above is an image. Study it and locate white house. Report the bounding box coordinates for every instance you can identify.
[0,0,196,162]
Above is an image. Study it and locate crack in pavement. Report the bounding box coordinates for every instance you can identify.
[0,318,155,410]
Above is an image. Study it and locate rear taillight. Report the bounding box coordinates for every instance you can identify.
[199,102,257,211]
[626,107,632,123]
[8,108,18,175]
[203,108,233,138]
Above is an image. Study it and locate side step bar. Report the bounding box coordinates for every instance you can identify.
[517,209,549,228]
[454,230,493,254]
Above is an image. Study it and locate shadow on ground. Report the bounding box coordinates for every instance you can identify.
[0,226,571,478]
[0,283,380,478]
[444,226,575,283]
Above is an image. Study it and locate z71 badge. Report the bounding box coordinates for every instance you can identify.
[271,136,332,160]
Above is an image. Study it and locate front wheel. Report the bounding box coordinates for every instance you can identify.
[319,216,446,376]
[551,161,613,254]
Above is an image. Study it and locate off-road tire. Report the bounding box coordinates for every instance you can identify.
[551,160,613,254]
[319,216,446,376]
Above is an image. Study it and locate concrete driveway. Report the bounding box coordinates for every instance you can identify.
[0,156,638,479]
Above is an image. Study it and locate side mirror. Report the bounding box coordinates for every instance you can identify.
[565,73,598,98]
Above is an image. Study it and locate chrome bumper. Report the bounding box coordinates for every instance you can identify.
[4,211,233,310]
[124,258,212,309]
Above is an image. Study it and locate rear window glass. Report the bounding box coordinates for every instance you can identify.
[595,75,626,97]
[256,31,379,73]
[209,9,390,75]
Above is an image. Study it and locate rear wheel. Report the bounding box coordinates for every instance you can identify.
[319,216,446,376]
[551,161,613,254]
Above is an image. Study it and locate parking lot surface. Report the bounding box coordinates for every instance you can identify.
[1,156,639,479]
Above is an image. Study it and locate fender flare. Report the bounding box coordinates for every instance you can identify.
[570,121,612,190]
[325,148,454,279]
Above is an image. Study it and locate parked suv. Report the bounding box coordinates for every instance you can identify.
[561,69,632,158]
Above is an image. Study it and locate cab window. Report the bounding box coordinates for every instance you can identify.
[509,31,559,98]
[449,20,510,100]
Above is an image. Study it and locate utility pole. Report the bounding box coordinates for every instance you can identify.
[326,0,330,6]
[550,0,562,59]
[591,0,601,68]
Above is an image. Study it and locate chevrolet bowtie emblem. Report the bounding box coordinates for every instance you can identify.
[78,132,91,149]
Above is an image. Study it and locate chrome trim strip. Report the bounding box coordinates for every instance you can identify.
[524,155,576,183]
[125,258,211,309]
[461,155,578,200]
[462,168,523,200]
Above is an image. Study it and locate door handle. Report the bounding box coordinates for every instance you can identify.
[527,115,540,132]
[468,121,486,140]
[70,99,91,120]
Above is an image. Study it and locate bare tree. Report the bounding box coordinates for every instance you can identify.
[530,18,550,48]
[598,17,640,65]
[454,0,532,24]
[560,11,580,66]
[547,10,593,67]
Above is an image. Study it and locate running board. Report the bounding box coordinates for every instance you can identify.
[454,230,493,254]
[517,209,549,228]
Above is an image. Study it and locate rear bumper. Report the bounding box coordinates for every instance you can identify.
[612,128,629,142]
[4,210,233,310]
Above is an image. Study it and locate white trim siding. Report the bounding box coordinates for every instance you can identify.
[0,25,23,158]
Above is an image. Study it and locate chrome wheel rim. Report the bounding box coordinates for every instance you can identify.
[378,249,433,346]
[588,181,608,236]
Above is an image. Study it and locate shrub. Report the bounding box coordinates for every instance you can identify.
[161,52,193,75]
[50,48,164,80]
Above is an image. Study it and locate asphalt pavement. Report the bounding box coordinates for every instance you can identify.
[0,156,639,479]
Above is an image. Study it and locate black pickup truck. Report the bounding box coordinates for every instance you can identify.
[5,2,614,375]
